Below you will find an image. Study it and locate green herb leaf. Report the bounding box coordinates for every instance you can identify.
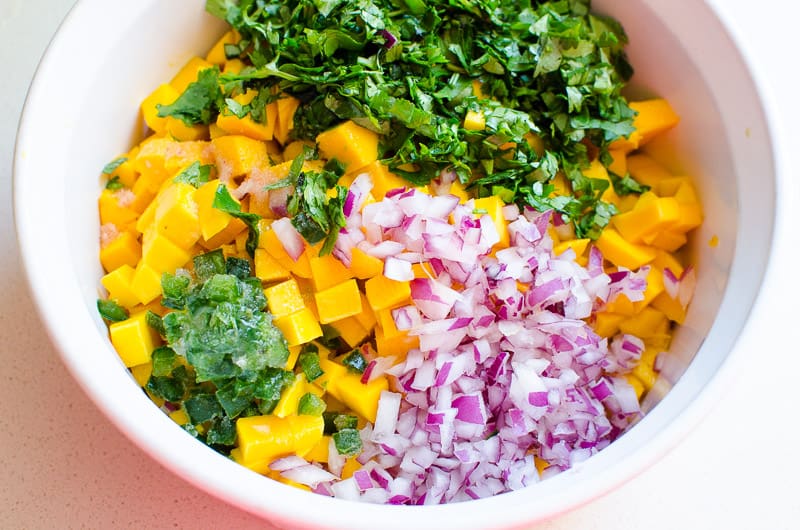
[145,310,166,336]
[151,346,177,377]
[157,67,223,126]
[105,176,124,191]
[212,184,261,257]
[184,393,224,424]
[174,161,213,188]
[97,299,128,322]
[193,249,227,283]
[102,157,127,175]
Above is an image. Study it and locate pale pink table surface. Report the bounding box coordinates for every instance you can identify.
[2,1,799,529]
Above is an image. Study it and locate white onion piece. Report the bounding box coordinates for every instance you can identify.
[270,217,305,260]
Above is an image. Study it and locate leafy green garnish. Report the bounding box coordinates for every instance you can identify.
[225,256,252,280]
[157,67,223,126]
[102,157,127,175]
[97,299,128,322]
[323,411,359,435]
[212,184,261,257]
[174,161,213,188]
[161,272,192,310]
[105,176,124,191]
[145,310,166,336]
[151,346,177,377]
[193,249,227,283]
[204,0,635,238]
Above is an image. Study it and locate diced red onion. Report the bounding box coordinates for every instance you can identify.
[270,217,304,260]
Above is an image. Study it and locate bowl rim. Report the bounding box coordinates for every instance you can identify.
[11,0,785,528]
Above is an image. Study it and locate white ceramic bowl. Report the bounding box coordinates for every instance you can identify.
[13,1,776,528]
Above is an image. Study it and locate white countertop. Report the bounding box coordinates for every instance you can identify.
[2,1,799,528]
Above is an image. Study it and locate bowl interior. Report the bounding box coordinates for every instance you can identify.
[14,0,774,528]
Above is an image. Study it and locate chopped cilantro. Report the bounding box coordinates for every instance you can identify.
[212,184,261,257]
[101,157,127,175]
[184,393,224,424]
[157,67,223,126]
[174,161,213,188]
[105,176,124,191]
[97,299,128,322]
[161,272,191,310]
[145,310,166,336]
[193,249,227,283]
[151,346,177,377]
[225,257,252,280]
[206,416,237,446]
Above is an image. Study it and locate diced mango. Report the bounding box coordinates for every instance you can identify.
[464,110,486,131]
[608,149,627,176]
[310,254,354,291]
[131,262,163,305]
[359,160,407,199]
[236,414,324,465]
[285,345,302,371]
[99,189,138,228]
[619,307,669,339]
[595,228,656,270]
[305,435,331,463]
[141,84,179,135]
[612,192,680,243]
[315,279,362,324]
[141,228,192,273]
[283,140,314,162]
[212,134,269,179]
[273,374,310,418]
[652,291,687,324]
[274,94,301,145]
[254,249,292,284]
[170,56,213,92]
[473,196,509,248]
[604,294,637,317]
[330,316,370,348]
[593,312,625,338]
[164,117,208,142]
[264,278,306,318]
[354,293,377,331]
[365,276,411,312]
[109,311,159,367]
[631,361,657,389]
[206,30,239,65]
[626,154,673,189]
[643,230,687,252]
[216,89,277,142]
[100,231,141,273]
[317,121,378,173]
[582,159,621,206]
[101,264,140,308]
[154,182,201,249]
[652,250,684,278]
[334,373,389,424]
[274,308,322,347]
[200,218,248,249]
[348,247,384,279]
[195,179,235,240]
[375,325,418,358]
[629,99,680,146]
[554,238,590,263]
[634,265,666,311]
[130,362,152,387]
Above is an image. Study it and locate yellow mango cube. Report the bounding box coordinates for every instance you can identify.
[141,228,192,273]
[215,90,277,142]
[354,293,377,331]
[236,415,297,464]
[626,154,674,189]
[170,56,214,92]
[464,110,486,131]
[629,99,680,146]
[154,182,201,249]
[315,357,350,395]
[254,249,292,284]
[595,228,656,270]
[365,275,411,311]
[334,373,389,423]
[141,84,179,135]
[200,218,247,249]
[473,196,509,248]
[619,307,669,339]
[593,312,625,338]
[643,230,688,252]
[330,316,370,348]
[130,362,152,387]
[195,179,235,240]
[131,262,163,305]
[310,253,354,291]
[582,159,621,206]
[101,264,140,308]
[374,325,418,359]
[273,374,310,418]
[553,238,590,264]
[274,308,322,346]
[348,247,384,279]
[264,278,305,318]
[285,345,302,371]
[317,120,378,173]
[164,117,208,142]
[109,311,159,367]
[274,94,301,145]
[212,134,269,179]
[100,231,141,273]
[359,160,407,199]
[315,279,362,324]
[607,149,627,176]
[99,189,139,228]
[305,435,331,463]
[612,192,681,243]
[652,291,687,324]
[206,30,239,65]
[633,265,666,311]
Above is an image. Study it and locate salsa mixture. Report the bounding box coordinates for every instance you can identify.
[96,0,701,504]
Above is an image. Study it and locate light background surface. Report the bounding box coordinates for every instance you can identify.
[1,1,799,528]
